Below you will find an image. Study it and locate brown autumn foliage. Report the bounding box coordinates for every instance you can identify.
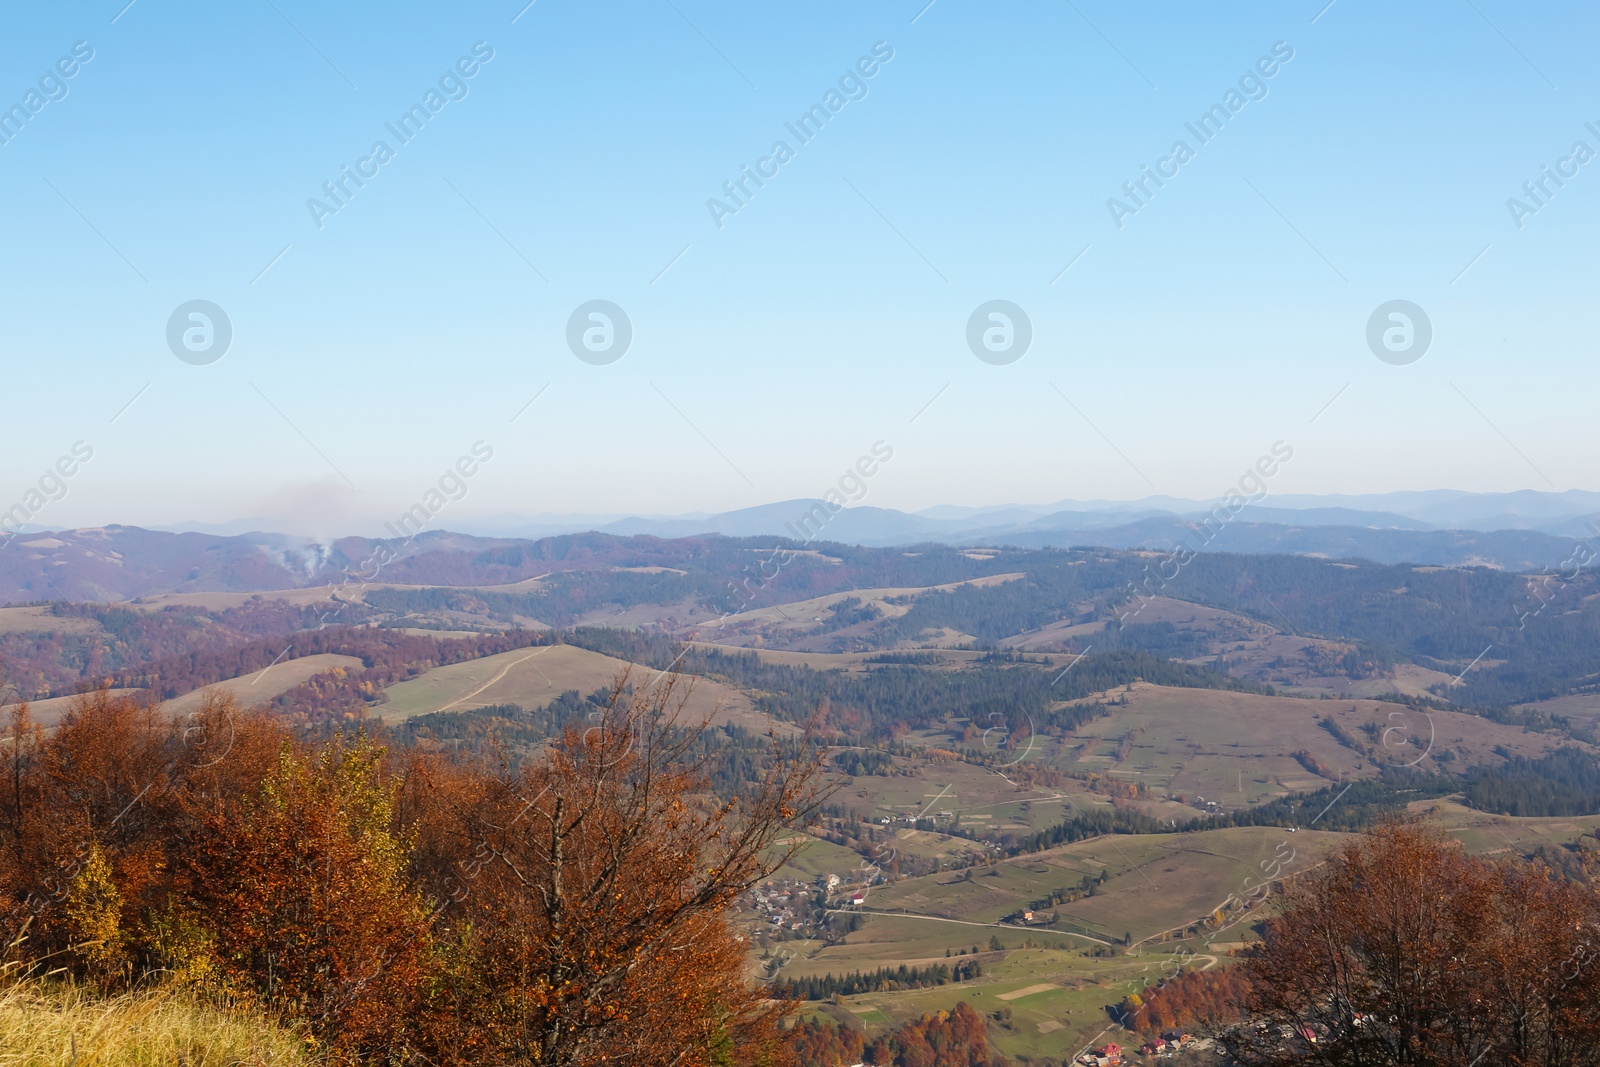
[0,673,825,1066]
[864,1002,1006,1067]
[1213,821,1600,1066]
[787,1017,867,1066]
[1121,966,1251,1036]
[787,1004,1006,1067]
[400,673,826,1064]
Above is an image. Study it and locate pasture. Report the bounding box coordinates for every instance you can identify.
[162,653,367,716]
[1058,682,1573,807]
[0,604,100,635]
[864,826,1345,944]
[376,643,780,732]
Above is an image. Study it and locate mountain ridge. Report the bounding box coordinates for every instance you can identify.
[1,510,1591,604]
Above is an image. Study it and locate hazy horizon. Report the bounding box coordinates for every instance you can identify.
[10,484,1600,548]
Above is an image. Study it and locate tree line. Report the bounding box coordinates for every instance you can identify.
[786,1002,1004,1067]
[1464,746,1600,816]
[773,959,982,1000]
[0,598,350,700]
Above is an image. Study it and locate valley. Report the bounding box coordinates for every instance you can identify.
[7,529,1600,1063]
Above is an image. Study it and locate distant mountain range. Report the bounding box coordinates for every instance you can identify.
[452,489,1600,545]
[3,490,1597,602]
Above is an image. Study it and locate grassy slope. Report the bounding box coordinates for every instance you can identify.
[162,653,366,716]
[376,642,782,733]
[0,982,310,1066]
[1410,796,1600,853]
[1060,682,1577,805]
[785,807,1600,1062]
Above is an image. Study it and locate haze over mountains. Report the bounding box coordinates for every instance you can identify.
[481,489,1600,546]
[4,489,1598,603]
[163,489,1600,543]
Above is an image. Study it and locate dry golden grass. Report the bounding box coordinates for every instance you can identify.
[161,654,366,717]
[0,980,313,1067]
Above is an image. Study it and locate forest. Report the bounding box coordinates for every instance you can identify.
[773,960,983,1000]
[11,539,1600,717]
[561,628,1274,742]
[1463,746,1600,816]
[0,679,823,1067]
[785,1003,1005,1067]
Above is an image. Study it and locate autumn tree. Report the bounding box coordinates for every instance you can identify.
[1214,822,1600,1066]
[0,691,428,1056]
[193,734,432,1054]
[864,1002,1005,1067]
[1122,966,1251,1036]
[403,672,828,1066]
[787,1017,866,1066]
[0,673,831,1066]
[0,689,188,974]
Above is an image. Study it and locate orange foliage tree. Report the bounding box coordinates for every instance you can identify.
[1122,966,1251,1036]
[0,675,827,1066]
[863,1002,1005,1067]
[401,673,827,1065]
[1215,822,1600,1066]
[787,1018,866,1066]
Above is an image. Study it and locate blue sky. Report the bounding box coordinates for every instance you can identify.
[1,0,1595,535]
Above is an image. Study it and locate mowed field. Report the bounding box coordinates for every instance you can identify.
[122,588,345,612]
[861,826,1346,946]
[1517,691,1600,737]
[1059,682,1576,806]
[0,604,101,635]
[685,643,1031,673]
[707,574,1026,631]
[121,583,545,617]
[694,574,1023,649]
[765,822,1347,1059]
[15,654,366,725]
[162,653,367,716]
[1411,797,1600,854]
[796,941,1180,1062]
[376,643,783,731]
[999,595,1260,652]
[768,833,868,881]
[832,756,1118,841]
[686,643,897,671]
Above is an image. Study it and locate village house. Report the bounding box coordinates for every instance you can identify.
[1077,1041,1121,1066]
